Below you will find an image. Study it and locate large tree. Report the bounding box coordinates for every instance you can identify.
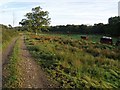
[107,16,120,36]
[19,6,50,34]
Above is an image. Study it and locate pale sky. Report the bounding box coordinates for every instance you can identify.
[0,0,119,26]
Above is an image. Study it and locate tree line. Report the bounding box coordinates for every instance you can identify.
[48,16,120,37]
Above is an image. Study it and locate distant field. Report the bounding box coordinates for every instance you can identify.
[40,33,118,44]
[25,33,120,88]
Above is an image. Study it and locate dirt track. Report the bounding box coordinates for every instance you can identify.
[2,35,58,88]
[19,36,56,88]
[2,38,18,87]
[2,38,18,66]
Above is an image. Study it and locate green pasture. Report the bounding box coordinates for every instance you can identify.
[39,33,118,44]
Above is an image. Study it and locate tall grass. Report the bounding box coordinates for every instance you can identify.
[2,25,18,51]
[25,34,120,88]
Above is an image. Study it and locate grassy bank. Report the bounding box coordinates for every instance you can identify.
[2,26,18,51]
[25,34,120,88]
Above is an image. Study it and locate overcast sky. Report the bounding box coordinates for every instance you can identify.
[0,0,119,26]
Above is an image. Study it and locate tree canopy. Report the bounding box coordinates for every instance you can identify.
[19,6,50,34]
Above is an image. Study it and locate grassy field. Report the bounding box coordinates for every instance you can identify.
[40,33,118,44]
[25,33,120,88]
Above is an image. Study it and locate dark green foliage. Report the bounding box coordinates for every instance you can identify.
[48,16,120,37]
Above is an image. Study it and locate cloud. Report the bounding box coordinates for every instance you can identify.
[0,0,119,26]
[0,2,43,12]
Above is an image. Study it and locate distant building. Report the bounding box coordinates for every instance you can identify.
[118,1,120,16]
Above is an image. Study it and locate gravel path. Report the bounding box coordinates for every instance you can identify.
[19,36,56,88]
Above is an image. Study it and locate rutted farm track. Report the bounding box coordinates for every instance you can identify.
[2,35,57,88]
[2,38,18,66]
[2,33,120,88]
